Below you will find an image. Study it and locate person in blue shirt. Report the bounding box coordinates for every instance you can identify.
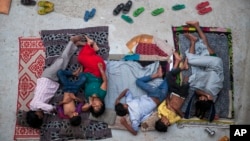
[114,66,168,135]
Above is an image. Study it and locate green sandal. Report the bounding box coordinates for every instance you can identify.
[151,8,164,16]
[121,14,133,24]
[172,4,185,11]
[133,7,145,17]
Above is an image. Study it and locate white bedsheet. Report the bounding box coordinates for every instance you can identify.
[104,60,163,109]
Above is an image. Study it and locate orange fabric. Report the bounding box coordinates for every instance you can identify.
[0,0,12,15]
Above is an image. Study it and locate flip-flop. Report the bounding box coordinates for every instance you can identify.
[113,3,125,16]
[38,0,54,8]
[122,0,133,14]
[133,7,145,17]
[88,8,96,19]
[84,10,90,22]
[196,1,210,11]
[151,8,164,16]
[121,14,133,24]
[198,7,212,15]
[172,4,185,11]
[21,0,36,6]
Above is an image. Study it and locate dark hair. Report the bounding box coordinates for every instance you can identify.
[89,100,105,117]
[69,115,82,126]
[195,100,214,119]
[115,103,127,116]
[155,119,168,132]
[26,111,43,129]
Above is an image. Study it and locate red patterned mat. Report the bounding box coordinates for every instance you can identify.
[14,37,45,140]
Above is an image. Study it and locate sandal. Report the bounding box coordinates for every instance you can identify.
[113,3,125,16]
[122,0,133,14]
[84,10,90,22]
[21,0,36,6]
[38,6,53,15]
[198,7,212,15]
[121,14,133,24]
[151,8,164,16]
[172,4,185,11]
[133,7,145,17]
[38,0,54,8]
[196,1,210,10]
[88,8,96,19]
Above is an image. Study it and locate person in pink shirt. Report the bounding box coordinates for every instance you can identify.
[26,36,83,129]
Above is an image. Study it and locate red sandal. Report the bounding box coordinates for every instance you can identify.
[196,1,210,11]
[198,7,212,15]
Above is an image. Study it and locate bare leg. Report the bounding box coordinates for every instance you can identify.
[186,21,215,54]
[173,51,182,69]
[151,66,163,79]
[184,33,198,54]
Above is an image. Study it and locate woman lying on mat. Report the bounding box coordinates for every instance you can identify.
[26,36,83,129]
[184,21,224,121]
[114,65,168,135]
[56,67,86,126]
[76,35,108,118]
[154,53,189,132]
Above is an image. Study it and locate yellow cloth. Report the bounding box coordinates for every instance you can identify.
[157,100,181,124]
[0,0,12,14]
[126,34,154,52]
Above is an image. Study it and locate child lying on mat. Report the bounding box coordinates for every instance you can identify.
[154,53,189,132]
[184,21,224,121]
[26,36,83,129]
[57,67,86,126]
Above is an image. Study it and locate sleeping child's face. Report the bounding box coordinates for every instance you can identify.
[161,116,170,126]
[91,97,103,112]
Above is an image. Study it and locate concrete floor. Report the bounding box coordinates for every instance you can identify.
[0,0,250,141]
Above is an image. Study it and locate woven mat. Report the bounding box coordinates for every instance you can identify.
[14,37,44,140]
[172,26,234,120]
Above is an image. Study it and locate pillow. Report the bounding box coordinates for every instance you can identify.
[108,115,131,130]
[140,111,159,132]
[0,0,12,15]
[89,108,116,125]
[16,110,30,127]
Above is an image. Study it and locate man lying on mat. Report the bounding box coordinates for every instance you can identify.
[26,36,83,129]
[114,65,168,135]
[184,21,224,121]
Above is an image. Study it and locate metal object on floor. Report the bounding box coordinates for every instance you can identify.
[204,127,215,136]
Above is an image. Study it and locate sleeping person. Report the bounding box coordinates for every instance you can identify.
[56,67,86,126]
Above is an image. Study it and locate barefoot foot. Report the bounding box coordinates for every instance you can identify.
[70,35,83,43]
[186,21,199,27]
[156,66,163,77]
[184,33,198,43]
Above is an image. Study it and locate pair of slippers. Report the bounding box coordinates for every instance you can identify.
[84,8,96,22]
[196,1,212,15]
[113,0,133,16]
[37,1,54,15]
[133,7,164,17]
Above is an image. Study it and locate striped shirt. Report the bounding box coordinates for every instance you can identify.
[30,77,59,113]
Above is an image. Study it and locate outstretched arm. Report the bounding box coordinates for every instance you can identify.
[98,63,108,91]
[115,89,129,105]
[120,117,137,135]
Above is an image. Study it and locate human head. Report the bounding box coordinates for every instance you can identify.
[195,100,214,119]
[69,115,82,126]
[89,100,105,117]
[115,103,128,116]
[26,110,44,129]
[155,119,168,132]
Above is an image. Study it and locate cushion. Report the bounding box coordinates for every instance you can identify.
[16,110,29,127]
[0,0,12,14]
[89,108,116,125]
[140,111,159,131]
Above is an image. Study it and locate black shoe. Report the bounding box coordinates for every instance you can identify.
[122,0,133,14]
[113,3,125,16]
